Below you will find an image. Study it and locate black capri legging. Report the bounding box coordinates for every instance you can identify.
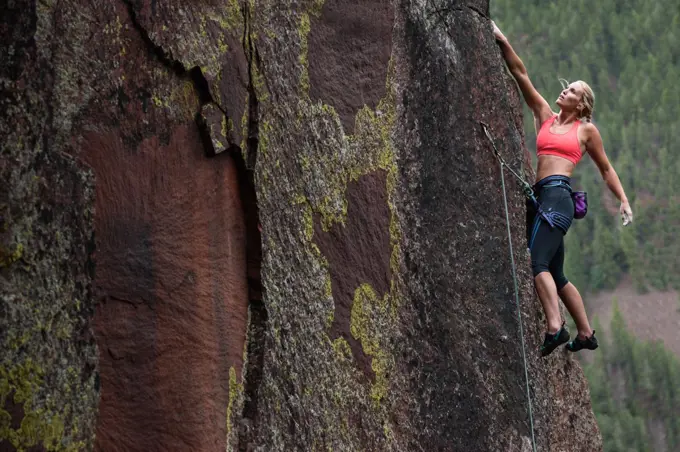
[525,175,575,291]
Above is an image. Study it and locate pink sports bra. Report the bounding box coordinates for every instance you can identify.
[536,115,583,165]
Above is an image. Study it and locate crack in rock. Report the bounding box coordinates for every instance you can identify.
[121,0,220,111]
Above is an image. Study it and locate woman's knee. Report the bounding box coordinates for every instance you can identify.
[532,260,550,277]
[551,271,569,290]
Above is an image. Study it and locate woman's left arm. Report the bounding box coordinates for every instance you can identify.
[584,123,634,225]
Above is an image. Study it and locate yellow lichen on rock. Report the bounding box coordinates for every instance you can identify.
[225,366,244,451]
[350,284,392,404]
[0,360,84,451]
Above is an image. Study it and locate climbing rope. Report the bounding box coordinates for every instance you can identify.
[480,122,535,197]
[481,122,538,452]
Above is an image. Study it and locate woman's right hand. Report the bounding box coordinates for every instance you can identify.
[620,201,634,226]
[492,21,506,43]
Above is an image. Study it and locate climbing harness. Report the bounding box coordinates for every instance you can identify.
[481,123,589,225]
[480,122,537,452]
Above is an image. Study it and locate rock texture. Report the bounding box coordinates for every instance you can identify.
[2,0,604,451]
[1,2,98,450]
[2,1,250,451]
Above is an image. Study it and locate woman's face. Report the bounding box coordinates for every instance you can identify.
[556,82,584,111]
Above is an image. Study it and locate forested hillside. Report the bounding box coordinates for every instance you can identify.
[492,2,680,450]
[492,0,680,294]
[584,305,680,452]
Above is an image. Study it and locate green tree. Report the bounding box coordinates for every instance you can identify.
[563,232,590,291]
[589,217,622,290]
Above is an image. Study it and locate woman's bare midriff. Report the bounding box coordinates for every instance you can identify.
[535,155,575,182]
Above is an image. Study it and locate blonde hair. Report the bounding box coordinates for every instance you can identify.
[559,78,595,122]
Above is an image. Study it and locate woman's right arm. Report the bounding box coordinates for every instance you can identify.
[492,22,553,127]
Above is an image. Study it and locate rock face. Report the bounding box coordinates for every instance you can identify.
[1,2,99,451]
[2,0,603,451]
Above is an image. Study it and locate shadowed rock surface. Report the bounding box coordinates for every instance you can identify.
[1,0,603,451]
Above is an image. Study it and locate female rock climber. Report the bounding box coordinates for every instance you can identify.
[492,22,634,357]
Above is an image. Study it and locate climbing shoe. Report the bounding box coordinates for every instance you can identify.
[540,324,570,357]
[566,331,599,353]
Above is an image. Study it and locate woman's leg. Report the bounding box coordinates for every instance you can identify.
[534,272,562,334]
[548,240,595,340]
[530,218,566,334]
[558,284,594,340]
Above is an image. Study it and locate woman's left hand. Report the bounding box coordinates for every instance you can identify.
[492,21,506,43]
[620,201,633,226]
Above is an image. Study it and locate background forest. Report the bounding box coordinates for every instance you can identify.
[492,1,680,450]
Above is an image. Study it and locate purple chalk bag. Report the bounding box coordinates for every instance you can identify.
[572,191,588,219]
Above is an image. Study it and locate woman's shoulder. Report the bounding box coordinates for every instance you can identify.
[579,121,599,134]
[577,121,601,146]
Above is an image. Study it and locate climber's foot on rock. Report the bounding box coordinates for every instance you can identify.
[540,323,570,357]
[566,330,599,353]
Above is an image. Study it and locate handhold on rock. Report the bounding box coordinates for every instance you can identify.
[197,102,236,156]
